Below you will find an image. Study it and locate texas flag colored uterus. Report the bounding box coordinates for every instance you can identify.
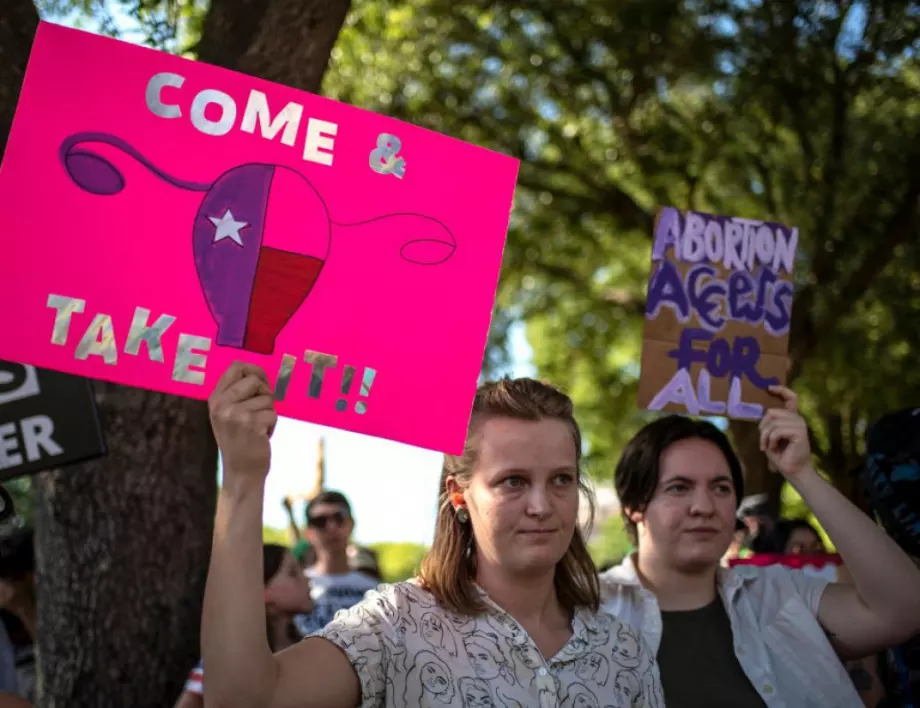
[58,132,455,356]
[192,163,327,354]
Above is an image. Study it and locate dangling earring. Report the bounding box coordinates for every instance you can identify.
[465,531,475,562]
[451,492,469,524]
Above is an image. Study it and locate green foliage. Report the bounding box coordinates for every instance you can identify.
[256,536,426,582]
[368,542,428,583]
[35,0,206,53]
[262,525,291,547]
[39,0,920,503]
[323,0,920,492]
[588,516,633,571]
[780,476,838,552]
[3,477,34,528]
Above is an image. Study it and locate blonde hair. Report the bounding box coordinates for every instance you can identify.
[417,377,600,615]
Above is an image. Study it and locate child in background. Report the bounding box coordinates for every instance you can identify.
[0,529,35,704]
[173,544,313,708]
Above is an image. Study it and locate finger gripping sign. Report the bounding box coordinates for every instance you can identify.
[0,22,520,455]
[636,207,798,420]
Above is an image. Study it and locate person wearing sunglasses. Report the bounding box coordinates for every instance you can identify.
[294,492,378,635]
[201,361,664,708]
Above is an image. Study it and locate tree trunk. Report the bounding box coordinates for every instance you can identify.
[0,0,38,158]
[32,386,218,708]
[196,0,353,93]
[0,0,352,705]
[728,418,784,516]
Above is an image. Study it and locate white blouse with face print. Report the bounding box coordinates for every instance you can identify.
[314,581,664,708]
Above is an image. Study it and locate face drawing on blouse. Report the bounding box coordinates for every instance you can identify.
[422,662,450,695]
[587,622,611,648]
[421,611,457,655]
[405,650,455,705]
[405,587,437,610]
[571,695,600,708]
[459,677,496,708]
[513,642,543,671]
[448,612,476,635]
[575,652,610,685]
[644,671,664,706]
[561,683,601,708]
[338,605,377,631]
[326,607,379,652]
[613,670,640,703]
[566,633,590,656]
[613,626,641,669]
[487,612,522,639]
[421,613,443,641]
[464,632,506,680]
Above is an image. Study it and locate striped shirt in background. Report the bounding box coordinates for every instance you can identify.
[184,659,203,695]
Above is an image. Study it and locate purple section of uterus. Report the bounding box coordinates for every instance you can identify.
[192,164,275,348]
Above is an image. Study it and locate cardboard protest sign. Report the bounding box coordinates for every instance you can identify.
[0,361,106,480]
[0,22,519,455]
[637,207,798,420]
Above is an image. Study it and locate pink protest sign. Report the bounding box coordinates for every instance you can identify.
[0,22,519,455]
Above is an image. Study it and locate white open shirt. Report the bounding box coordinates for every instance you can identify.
[599,554,862,707]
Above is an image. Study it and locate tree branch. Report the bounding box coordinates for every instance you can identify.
[832,184,919,314]
[516,168,652,235]
[825,411,846,471]
[803,58,851,289]
[751,155,778,215]
[807,416,830,471]
[529,6,621,115]
[525,5,654,172]
[789,157,920,380]
[819,59,849,224]
[847,407,859,459]
[513,262,647,323]
[600,288,647,317]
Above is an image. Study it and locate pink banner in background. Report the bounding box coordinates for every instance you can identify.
[0,22,519,455]
[729,553,843,581]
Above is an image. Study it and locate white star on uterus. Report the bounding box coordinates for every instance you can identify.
[209,209,249,246]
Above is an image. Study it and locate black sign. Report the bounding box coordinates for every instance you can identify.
[0,361,106,480]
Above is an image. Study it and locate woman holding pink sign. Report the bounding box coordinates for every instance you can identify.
[201,362,664,708]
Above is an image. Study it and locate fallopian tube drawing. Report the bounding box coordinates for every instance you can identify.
[59,132,457,355]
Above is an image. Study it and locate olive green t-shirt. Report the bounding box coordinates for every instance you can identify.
[656,597,767,708]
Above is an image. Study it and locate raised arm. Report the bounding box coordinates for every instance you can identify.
[173,691,203,708]
[759,387,920,659]
[202,362,361,708]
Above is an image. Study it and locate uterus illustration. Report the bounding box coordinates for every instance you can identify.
[58,132,456,355]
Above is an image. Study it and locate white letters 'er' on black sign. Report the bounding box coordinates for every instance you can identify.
[0,361,107,481]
